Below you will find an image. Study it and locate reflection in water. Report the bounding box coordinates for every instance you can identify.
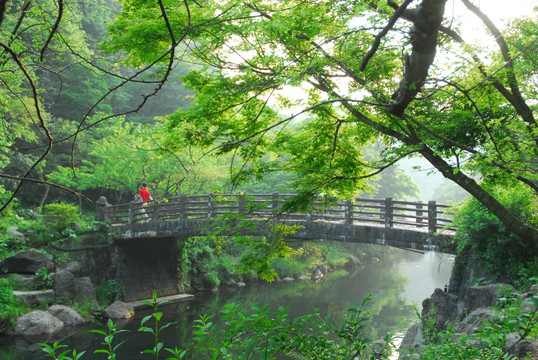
[1,246,453,360]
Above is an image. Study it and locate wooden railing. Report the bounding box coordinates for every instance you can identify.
[99,193,455,233]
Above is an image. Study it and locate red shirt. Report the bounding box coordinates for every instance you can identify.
[139,187,152,202]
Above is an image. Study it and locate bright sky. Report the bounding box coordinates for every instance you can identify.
[447,0,537,42]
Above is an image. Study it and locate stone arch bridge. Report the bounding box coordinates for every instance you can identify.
[96,193,456,301]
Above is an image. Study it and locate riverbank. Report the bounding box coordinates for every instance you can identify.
[397,250,538,359]
[1,246,453,359]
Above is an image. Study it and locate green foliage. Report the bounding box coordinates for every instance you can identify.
[39,342,85,360]
[452,183,538,289]
[43,203,80,232]
[138,292,178,360]
[91,319,130,360]
[179,238,221,291]
[34,267,53,289]
[0,278,29,333]
[0,232,28,260]
[74,300,99,320]
[95,279,122,307]
[192,296,390,359]
[99,0,538,244]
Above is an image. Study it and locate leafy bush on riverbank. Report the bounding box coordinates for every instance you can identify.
[0,278,29,333]
[451,183,538,291]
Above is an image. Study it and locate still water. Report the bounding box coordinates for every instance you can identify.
[2,246,454,359]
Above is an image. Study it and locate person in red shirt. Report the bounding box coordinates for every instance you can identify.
[138,182,153,202]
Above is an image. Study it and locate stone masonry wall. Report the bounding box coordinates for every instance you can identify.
[115,237,180,301]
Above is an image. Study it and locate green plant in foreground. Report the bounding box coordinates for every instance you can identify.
[91,319,130,360]
[192,295,389,360]
[39,342,85,360]
[0,278,29,332]
[38,291,388,360]
[138,291,182,360]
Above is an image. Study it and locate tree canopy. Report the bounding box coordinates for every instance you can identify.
[102,0,537,244]
[0,0,537,245]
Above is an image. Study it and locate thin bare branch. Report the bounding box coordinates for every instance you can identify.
[0,174,92,202]
[40,0,63,61]
[0,41,53,212]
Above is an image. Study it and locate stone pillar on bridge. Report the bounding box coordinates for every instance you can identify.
[415,201,424,227]
[238,194,246,214]
[95,196,111,221]
[428,200,437,242]
[207,193,214,219]
[344,200,353,226]
[383,197,393,241]
[179,195,187,219]
[272,192,279,217]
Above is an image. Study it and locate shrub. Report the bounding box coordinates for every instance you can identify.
[451,183,538,290]
[179,238,220,291]
[0,278,29,333]
[43,202,79,231]
[34,267,53,289]
[95,279,122,306]
[271,255,309,278]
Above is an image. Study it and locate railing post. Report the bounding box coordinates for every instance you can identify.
[345,200,352,225]
[95,196,110,221]
[428,200,437,237]
[416,201,423,227]
[384,197,393,229]
[179,195,186,220]
[151,201,160,222]
[128,201,135,225]
[208,193,215,219]
[238,194,246,214]
[272,192,279,217]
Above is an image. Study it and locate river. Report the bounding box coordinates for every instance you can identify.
[1,245,454,359]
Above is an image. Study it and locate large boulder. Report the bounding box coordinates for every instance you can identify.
[455,308,499,334]
[316,264,328,276]
[102,301,135,319]
[421,288,459,329]
[15,310,64,336]
[47,305,86,327]
[52,270,75,300]
[399,322,423,359]
[74,277,98,307]
[507,338,538,360]
[59,261,83,277]
[0,249,54,274]
[464,283,512,314]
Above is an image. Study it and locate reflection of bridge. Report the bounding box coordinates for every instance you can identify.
[95,193,455,301]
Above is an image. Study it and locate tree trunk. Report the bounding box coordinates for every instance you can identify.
[390,0,448,116]
[38,185,50,209]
